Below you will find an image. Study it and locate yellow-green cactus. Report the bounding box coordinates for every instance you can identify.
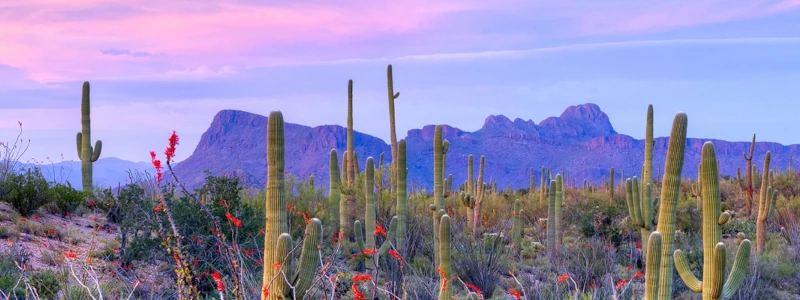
[262,111,322,299]
[433,125,445,267]
[674,142,751,300]
[438,214,452,300]
[756,151,773,254]
[512,199,522,254]
[397,139,409,254]
[76,82,103,192]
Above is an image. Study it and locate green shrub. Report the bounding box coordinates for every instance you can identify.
[30,269,62,299]
[0,168,51,217]
[49,182,87,216]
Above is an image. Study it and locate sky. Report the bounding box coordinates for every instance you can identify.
[1,0,800,164]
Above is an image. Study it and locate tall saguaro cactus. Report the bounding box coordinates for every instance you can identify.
[76,82,102,192]
[739,134,756,216]
[540,166,546,206]
[262,111,322,299]
[396,139,409,254]
[330,150,343,238]
[387,65,400,194]
[364,157,378,269]
[438,214,452,300]
[756,151,772,253]
[653,112,689,300]
[432,125,445,267]
[608,167,615,200]
[472,156,486,235]
[674,142,751,300]
[547,175,563,259]
[512,199,522,254]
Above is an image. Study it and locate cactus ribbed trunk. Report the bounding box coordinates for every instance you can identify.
[433,125,444,267]
[756,151,772,254]
[396,139,408,254]
[655,112,689,300]
[555,175,563,250]
[76,82,102,192]
[674,142,751,300]
[364,158,377,269]
[512,199,522,254]
[387,65,400,195]
[263,112,288,297]
[330,150,342,239]
[472,156,485,235]
[438,214,452,300]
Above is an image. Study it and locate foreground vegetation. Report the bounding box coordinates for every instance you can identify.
[0,70,799,299]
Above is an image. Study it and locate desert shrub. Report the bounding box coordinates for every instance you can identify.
[30,269,62,299]
[0,168,51,217]
[451,231,509,299]
[0,253,24,298]
[0,226,18,239]
[49,182,87,216]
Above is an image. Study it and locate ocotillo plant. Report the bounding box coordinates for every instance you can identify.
[330,150,343,239]
[432,125,445,267]
[674,142,751,300]
[757,151,773,253]
[512,199,522,254]
[396,139,409,254]
[262,111,322,299]
[76,81,103,192]
[740,134,756,216]
[653,112,689,299]
[439,214,452,300]
[387,64,400,194]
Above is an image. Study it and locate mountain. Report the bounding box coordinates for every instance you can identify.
[16,157,152,190]
[169,104,800,192]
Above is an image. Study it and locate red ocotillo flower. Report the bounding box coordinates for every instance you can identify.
[212,271,224,292]
[165,131,179,163]
[508,289,522,300]
[225,212,242,228]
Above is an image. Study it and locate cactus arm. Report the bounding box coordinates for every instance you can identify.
[292,219,322,299]
[707,243,726,299]
[645,231,662,300]
[91,140,102,162]
[274,233,293,297]
[768,190,778,219]
[673,250,703,292]
[625,179,636,224]
[632,177,643,226]
[76,132,83,158]
[378,216,398,256]
[354,220,366,253]
[721,240,752,299]
[717,212,731,225]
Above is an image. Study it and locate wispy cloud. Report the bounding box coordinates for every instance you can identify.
[100,48,155,57]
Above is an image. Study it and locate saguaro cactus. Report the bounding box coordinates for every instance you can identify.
[653,112,689,300]
[756,151,773,254]
[739,134,757,216]
[262,111,322,299]
[330,150,343,238]
[432,125,445,266]
[438,214,452,300]
[626,176,656,259]
[547,175,563,259]
[396,139,409,254]
[674,142,751,300]
[472,156,486,235]
[364,157,378,269]
[529,168,535,198]
[608,167,615,200]
[387,65,400,194]
[512,199,522,253]
[76,82,102,192]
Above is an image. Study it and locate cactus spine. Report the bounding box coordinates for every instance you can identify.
[387,65,400,195]
[512,199,522,254]
[262,111,322,299]
[397,139,408,254]
[653,112,689,299]
[76,82,103,192]
[756,151,772,253]
[674,142,751,300]
[438,214,452,300]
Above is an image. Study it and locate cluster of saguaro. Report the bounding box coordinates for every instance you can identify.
[644,112,688,299]
[546,174,563,259]
[262,111,322,299]
[511,199,522,254]
[674,142,751,300]
[76,82,103,192]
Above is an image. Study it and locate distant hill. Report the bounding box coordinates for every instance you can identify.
[14,157,152,190]
[167,103,800,192]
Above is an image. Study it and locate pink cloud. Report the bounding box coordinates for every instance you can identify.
[0,0,482,82]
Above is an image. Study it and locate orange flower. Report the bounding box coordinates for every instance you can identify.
[388,249,403,263]
[374,224,387,236]
[616,278,627,290]
[633,271,643,279]
[352,283,366,300]
[352,274,372,282]
[165,131,179,163]
[558,274,570,283]
[362,248,378,256]
[508,289,522,300]
[465,283,483,296]
[212,271,224,292]
[63,250,77,259]
[225,212,242,228]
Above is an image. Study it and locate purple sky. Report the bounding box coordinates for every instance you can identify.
[2,0,800,163]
